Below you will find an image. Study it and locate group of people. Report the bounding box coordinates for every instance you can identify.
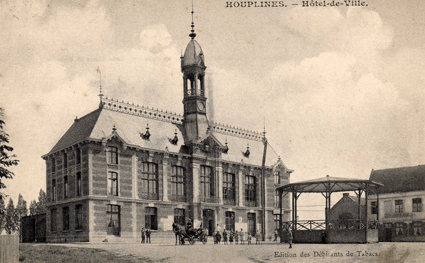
[215,226,262,245]
[140,228,152,244]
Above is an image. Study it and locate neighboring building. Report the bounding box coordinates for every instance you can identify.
[42,21,292,242]
[21,214,46,243]
[329,193,365,229]
[369,166,425,242]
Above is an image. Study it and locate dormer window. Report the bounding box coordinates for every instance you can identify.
[107,146,118,164]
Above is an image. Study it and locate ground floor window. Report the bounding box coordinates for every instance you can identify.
[174,208,185,226]
[107,205,120,236]
[395,222,404,236]
[62,207,69,231]
[75,205,83,230]
[225,211,235,231]
[274,214,280,230]
[413,221,422,236]
[145,207,157,230]
[51,209,57,232]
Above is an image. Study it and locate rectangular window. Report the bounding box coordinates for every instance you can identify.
[274,171,281,184]
[413,198,422,212]
[223,172,235,204]
[171,166,185,198]
[145,207,157,230]
[200,166,214,198]
[413,221,422,236]
[62,207,69,231]
[395,200,403,213]
[371,201,378,214]
[174,208,185,226]
[75,205,83,230]
[107,171,118,196]
[76,148,81,165]
[51,158,56,173]
[64,176,69,199]
[141,163,158,199]
[245,175,256,206]
[395,222,404,236]
[275,190,280,208]
[225,211,235,231]
[76,172,82,196]
[63,153,68,169]
[274,214,280,230]
[52,179,56,202]
[107,146,118,164]
[107,204,120,235]
[51,209,57,232]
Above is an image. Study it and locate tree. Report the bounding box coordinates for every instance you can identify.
[29,200,37,216]
[16,193,28,218]
[5,198,16,234]
[0,197,5,233]
[35,189,46,215]
[0,108,19,200]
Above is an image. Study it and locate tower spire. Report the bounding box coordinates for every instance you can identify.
[97,66,103,107]
[189,0,196,39]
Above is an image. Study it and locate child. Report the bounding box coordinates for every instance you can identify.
[247,233,252,245]
[229,231,234,244]
[223,230,228,245]
[255,231,261,245]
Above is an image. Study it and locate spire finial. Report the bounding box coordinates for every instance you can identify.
[189,0,196,39]
[97,66,103,107]
[263,116,266,138]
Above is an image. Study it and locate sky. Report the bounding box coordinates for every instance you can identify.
[1,0,424,219]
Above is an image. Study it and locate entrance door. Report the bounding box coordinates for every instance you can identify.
[384,224,392,242]
[247,213,256,236]
[203,209,215,236]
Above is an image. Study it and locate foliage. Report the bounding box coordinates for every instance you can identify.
[5,198,17,234]
[0,197,5,232]
[36,189,46,215]
[0,108,19,200]
[29,200,38,216]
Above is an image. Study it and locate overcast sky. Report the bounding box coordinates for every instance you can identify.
[1,0,424,219]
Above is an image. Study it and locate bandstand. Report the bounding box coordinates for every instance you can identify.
[277,175,382,243]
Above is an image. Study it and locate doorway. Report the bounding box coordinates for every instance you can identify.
[203,209,215,236]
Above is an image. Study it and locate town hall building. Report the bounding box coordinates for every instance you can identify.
[42,19,292,243]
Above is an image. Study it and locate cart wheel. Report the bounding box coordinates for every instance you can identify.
[189,237,195,245]
[202,237,207,244]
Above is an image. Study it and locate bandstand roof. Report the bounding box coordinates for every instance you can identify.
[276,175,382,193]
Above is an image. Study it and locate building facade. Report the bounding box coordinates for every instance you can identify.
[329,193,365,229]
[368,166,425,242]
[42,25,292,243]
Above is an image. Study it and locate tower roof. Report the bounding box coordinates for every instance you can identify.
[181,39,205,67]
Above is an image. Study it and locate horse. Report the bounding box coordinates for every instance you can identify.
[172,223,185,245]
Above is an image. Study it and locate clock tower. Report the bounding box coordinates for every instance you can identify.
[181,15,209,144]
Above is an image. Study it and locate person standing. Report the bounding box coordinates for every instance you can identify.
[141,228,145,244]
[255,231,261,245]
[223,230,228,245]
[146,228,151,244]
[287,229,293,249]
[274,229,278,242]
[229,231,234,244]
[239,229,244,245]
[235,230,239,244]
[247,233,252,245]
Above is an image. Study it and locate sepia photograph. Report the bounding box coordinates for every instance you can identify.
[0,0,424,262]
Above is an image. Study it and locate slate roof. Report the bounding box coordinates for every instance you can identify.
[369,165,425,194]
[46,97,285,168]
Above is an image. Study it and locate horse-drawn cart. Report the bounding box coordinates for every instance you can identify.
[172,223,207,245]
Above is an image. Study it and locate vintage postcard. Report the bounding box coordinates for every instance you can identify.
[1,0,424,262]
